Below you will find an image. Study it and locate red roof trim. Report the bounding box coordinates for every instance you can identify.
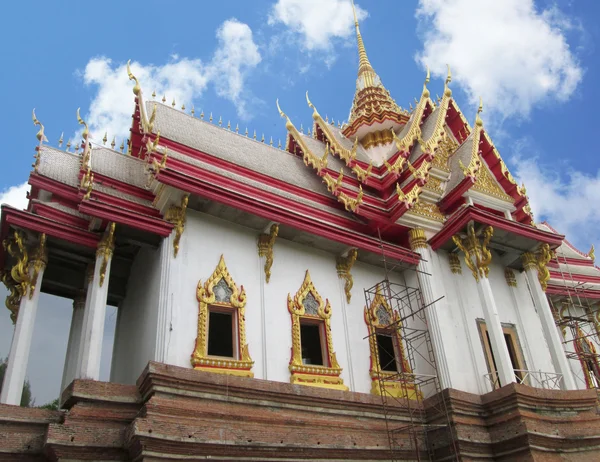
[78,201,173,237]
[157,169,420,265]
[429,205,564,250]
[2,205,100,248]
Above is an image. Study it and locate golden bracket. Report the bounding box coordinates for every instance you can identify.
[257,223,279,283]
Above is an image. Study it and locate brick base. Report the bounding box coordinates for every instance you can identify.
[0,362,599,461]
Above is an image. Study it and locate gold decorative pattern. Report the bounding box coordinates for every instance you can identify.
[432,133,457,172]
[408,228,428,250]
[504,268,517,287]
[191,255,253,377]
[127,60,150,133]
[165,195,189,258]
[80,166,94,201]
[97,223,116,288]
[408,201,445,223]
[352,161,373,182]
[459,99,484,179]
[2,232,29,323]
[452,222,493,281]
[76,108,91,170]
[257,224,279,283]
[396,183,421,208]
[588,244,595,263]
[360,129,394,150]
[1,270,20,324]
[28,234,47,299]
[306,92,358,165]
[472,165,514,203]
[420,65,454,156]
[521,245,552,291]
[32,109,48,174]
[336,249,358,303]
[338,186,364,212]
[423,176,445,195]
[449,253,462,274]
[364,284,418,399]
[287,270,347,390]
[537,244,552,291]
[278,99,334,173]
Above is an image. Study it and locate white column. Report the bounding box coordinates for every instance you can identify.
[60,291,87,393]
[452,224,515,388]
[75,224,115,380]
[476,277,515,386]
[522,253,576,390]
[409,229,452,389]
[1,240,47,405]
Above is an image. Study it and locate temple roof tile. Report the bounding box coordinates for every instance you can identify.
[91,147,148,189]
[37,146,80,188]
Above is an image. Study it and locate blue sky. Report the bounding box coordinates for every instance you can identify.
[1,0,599,404]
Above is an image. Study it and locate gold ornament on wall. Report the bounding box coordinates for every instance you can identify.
[97,223,116,288]
[336,248,358,303]
[257,224,279,283]
[449,253,462,274]
[364,284,418,399]
[521,243,552,292]
[452,222,493,281]
[165,194,189,258]
[504,268,517,287]
[287,270,347,390]
[191,255,253,377]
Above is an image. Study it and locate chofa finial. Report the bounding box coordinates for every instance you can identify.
[126,60,141,96]
[475,97,484,127]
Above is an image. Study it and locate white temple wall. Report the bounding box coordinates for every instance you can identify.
[111,246,162,384]
[433,249,558,393]
[155,210,407,394]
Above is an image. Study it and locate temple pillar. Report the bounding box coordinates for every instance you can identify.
[408,229,452,389]
[60,288,88,393]
[1,235,47,405]
[453,224,515,387]
[522,250,576,390]
[76,224,115,380]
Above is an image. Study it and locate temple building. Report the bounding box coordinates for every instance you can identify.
[1,3,600,461]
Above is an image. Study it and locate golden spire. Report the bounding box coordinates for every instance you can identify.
[351,0,377,89]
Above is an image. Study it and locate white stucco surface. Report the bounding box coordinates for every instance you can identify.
[107,209,585,396]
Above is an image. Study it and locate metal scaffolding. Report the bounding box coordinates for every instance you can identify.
[548,252,600,389]
[364,270,457,460]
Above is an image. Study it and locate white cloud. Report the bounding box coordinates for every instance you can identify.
[415,0,583,119]
[268,0,367,52]
[81,19,261,143]
[511,146,600,250]
[0,182,30,211]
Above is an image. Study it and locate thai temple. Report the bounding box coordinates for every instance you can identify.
[1,3,600,460]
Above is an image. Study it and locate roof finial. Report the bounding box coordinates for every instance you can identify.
[32,109,48,146]
[126,60,141,96]
[422,66,430,98]
[351,0,376,87]
[444,64,452,97]
[58,132,64,147]
[475,97,483,127]
[102,132,108,145]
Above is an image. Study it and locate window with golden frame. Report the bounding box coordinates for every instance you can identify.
[191,255,254,377]
[477,320,526,387]
[287,270,347,391]
[574,327,600,389]
[364,284,418,399]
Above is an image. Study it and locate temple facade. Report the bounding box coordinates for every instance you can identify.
[1,3,600,461]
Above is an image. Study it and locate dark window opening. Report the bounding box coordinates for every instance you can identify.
[300,323,324,365]
[207,311,234,357]
[376,333,398,372]
[504,333,523,380]
[485,331,498,376]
